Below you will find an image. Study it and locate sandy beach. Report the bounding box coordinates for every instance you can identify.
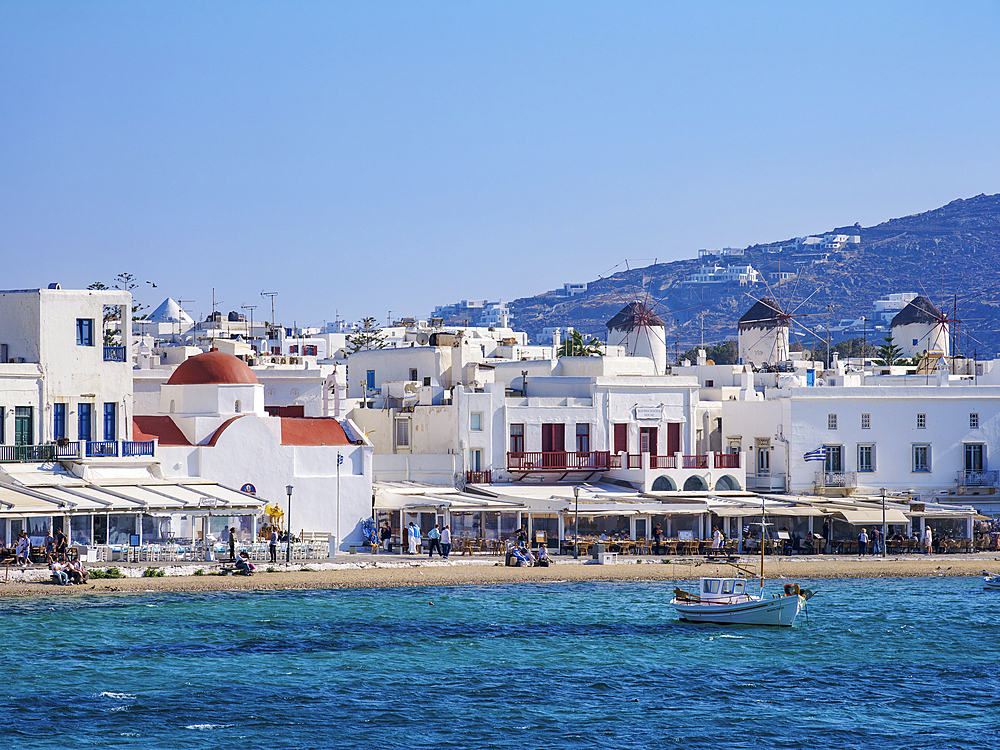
[3,552,1000,599]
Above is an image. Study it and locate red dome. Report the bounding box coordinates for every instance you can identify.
[167,350,259,386]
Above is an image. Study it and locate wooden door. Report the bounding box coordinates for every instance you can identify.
[640,427,658,455]
[614,424,628,454]
[667,423,681,455]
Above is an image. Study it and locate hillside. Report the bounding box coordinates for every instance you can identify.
[508,193,1000,357]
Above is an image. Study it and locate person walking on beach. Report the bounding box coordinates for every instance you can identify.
[229,527,238,562]
[653,524,663,555]
[55,528,68,562]
[268,527,278,563]
[380,521,392,552]
[858,528,868,557]
[924,526,933,555]
[440,524,451,559]
[427,524,441,557]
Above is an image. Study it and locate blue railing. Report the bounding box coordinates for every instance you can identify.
[103,346,127,362]
[86,441,119,457]
[0,444,57,463]
[123,440,155,457]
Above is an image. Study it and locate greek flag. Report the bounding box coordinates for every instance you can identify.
[803,447,826,462]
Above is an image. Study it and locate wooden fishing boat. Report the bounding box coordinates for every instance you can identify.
[982,570,1000,590]
[670,577,810,626]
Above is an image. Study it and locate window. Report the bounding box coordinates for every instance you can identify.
[824,445,843,473]
[469,448,483,472]
[409,369,418,382]
[54,403,66,440]
[78,403,92,443]
[103,403,116,441]
[0,406,4,443]
[470,412,482,431]
[861,413,870,430]
[965,444,985,473]
[76,318,94,347]
[916,413,926,429]
[510,424,524,453]
[913,444,931,472]
[576,423,590,453]
[288,345,298,354]
[857,444,875,473]
[394,418,410,448]
[366,370,375,390]
[970,413,980,429]
[705,380,714,387]
[827,414,837,430]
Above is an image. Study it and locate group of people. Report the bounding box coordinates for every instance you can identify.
[507,542,552,567]
[403,522,453,558]
[11,528,70,567]
[49,558,88,585]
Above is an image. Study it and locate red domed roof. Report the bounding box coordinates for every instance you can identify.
[167,350,259,386]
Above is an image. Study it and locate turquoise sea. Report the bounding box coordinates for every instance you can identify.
[1,577,997,749]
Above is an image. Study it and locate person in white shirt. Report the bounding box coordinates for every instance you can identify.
[711,526,723,550]
[924,526,933,555]
[440,525,452,559]
[408,523,420,554]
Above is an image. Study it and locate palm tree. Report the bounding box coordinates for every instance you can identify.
[558,330,603,357]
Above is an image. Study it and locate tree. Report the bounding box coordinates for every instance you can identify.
[874,335,904,367]
[558,330,603,357]
[88,273,155,345]
[347,317,387,353]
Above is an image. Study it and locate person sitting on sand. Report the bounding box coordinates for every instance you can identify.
[536,545,552,567]
[235,551,255,576]
[510,547,532,567]
[67,558,88,585]
[50,561,69,585]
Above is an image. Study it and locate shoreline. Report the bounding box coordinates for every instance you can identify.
[2,553,999,599]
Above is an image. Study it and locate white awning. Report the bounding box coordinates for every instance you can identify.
[837,508,910,525]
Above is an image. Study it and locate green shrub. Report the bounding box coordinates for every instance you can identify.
[142,567,165,578]
[266,567,277,573]
[193,568,205,576]
[299,567,312,572]
[90,567,125,579]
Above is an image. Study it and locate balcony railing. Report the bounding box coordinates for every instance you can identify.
[123,440,155,457]
[86,441,119,457]
[103,346,127,362]
[714,453,741,469]
[466,470,492,484]
[507,451,610,471]
[650,455,676,469]
[816,471,857,488]
[683,455,709,469]
[957,470,999,487]
[0,439,152,463]
[0,444,58,463]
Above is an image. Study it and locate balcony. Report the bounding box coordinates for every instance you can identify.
[103,346,127,362]
[714,453,741,469]
[466,470,492,484]
[0,440,153,463]
[815,471,858,489]
[957,470,999,488]
[508,451,611,473]
[683,455,709,469]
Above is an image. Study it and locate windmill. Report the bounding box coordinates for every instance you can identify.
[737,282,821,370]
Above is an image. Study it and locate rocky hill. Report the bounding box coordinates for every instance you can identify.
[508,193,1000,357]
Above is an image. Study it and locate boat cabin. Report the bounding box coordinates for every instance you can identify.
[699,577,748,602]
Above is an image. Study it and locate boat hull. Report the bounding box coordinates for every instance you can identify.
[671,594,804,626]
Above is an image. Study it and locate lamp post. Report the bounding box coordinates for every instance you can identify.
[285,484,294,563]
[573,486,580,559]
[880,487,887,558]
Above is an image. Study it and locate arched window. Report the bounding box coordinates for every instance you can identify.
[234,400,242,413]
[683,476,708,491]
[169,399,175,413]
[714,475,740,491]
[651,475,675,492]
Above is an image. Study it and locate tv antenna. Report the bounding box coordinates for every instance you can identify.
[241,305,257,340]
[261,291,278,335]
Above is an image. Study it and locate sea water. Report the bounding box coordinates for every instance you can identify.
[1,577,997,749]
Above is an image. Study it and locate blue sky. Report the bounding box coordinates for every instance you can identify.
[2,1,999,327]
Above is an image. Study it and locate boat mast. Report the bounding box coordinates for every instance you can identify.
[760,494,766,592]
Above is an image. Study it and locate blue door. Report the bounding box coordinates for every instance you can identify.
[78,403,92,442]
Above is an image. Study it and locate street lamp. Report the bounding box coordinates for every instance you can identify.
[285,484,294,563]
[880,487,887,558]
[573,486,580,559]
